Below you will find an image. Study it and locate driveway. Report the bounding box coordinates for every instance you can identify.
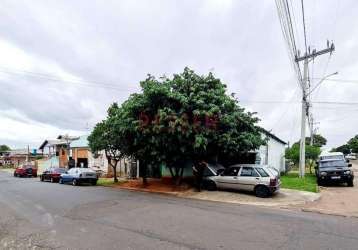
[302,160,358,217]
[1,171,358,250]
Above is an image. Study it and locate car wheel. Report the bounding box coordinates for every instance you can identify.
[14,173,17,177]
[317,179,323,186]
[72,179,78,186]
[255,185,270,198]
[91,180,97,186]
[206,181,217,191]
[348,180,354,187]
[40,175,44,182]
[59,178,63,184]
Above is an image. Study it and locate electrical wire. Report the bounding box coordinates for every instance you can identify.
[0,67,132,92]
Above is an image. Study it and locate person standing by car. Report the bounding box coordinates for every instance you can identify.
[193,161,208,192]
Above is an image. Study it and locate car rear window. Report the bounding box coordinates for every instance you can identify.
[256,168,269,177]
[54,168,66,173]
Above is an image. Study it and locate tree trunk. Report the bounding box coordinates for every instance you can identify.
[142,164,148,186]
[119,160,122,177]
[175,167,184,186]
[112,161,119,183]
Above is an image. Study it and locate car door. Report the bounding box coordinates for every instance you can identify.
[62,168,73,182]
[215,167,241,189]
[43,168,50,180]
[236,166,260,191]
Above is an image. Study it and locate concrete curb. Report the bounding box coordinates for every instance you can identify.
[300,208,358,218]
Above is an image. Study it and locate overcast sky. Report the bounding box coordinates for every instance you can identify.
[0,0,357,150]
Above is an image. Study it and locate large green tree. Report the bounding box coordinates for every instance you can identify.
[91,68,265,184]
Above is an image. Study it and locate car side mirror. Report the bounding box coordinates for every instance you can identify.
[65,171,68,174]
[314,166,318,170]
[346,159,350,163]
[348,164,352,167]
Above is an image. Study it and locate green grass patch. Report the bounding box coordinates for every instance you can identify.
[281,172,318,193]
[97,178,126,187]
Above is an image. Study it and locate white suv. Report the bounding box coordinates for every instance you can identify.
[203,164,280,198]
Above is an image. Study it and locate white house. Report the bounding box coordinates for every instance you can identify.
[256,130,287,173]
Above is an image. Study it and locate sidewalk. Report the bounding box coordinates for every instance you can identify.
[179,189,320,208]
[300,160,358,218]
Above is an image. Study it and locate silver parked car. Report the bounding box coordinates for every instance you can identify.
[59,167,98,186]
[203,164,280,198]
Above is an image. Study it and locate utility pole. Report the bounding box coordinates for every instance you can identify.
[295,42,335,178]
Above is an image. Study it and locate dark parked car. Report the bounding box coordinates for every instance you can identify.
[14,164,37,177]
[315,157,354,186]
[40,167,67,183]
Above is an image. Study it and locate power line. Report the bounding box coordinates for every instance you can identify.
[0,67,132,92]
[300,0,308,53]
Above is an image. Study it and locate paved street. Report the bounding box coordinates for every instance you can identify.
[1,171,358,250]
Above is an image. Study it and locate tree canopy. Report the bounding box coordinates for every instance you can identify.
[333,135,358,154]
[89,68,265,182]
[0,145,10,152]
[305,134,327,147]
[285,143,321,164]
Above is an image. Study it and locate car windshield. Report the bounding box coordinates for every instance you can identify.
[320,155,344,161]
[209,164,224,173]
[320,160,346,168]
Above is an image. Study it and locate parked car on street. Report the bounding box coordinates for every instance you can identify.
[59,167,98,186]
[13,164,37,177]
[40,167,67,183]
[203,164,280,198]
[346,153,357,160]
[316,152,354,186]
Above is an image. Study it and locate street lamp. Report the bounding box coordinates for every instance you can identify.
[307,71,338,96]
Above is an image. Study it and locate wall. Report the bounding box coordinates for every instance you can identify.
[258,137,286,173]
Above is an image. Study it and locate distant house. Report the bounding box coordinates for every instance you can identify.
[69,135,138,178]
[0,148,40,167]
[39,139,69,168]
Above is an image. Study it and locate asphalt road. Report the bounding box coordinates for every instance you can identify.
[1,171,358,250]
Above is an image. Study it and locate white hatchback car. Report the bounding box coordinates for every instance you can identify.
[203,164,280,198]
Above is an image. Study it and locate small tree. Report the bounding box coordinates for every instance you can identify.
[88,104,123,183]
[285,143,321,173]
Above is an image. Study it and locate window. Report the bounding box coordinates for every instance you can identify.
[203,167,214,177]
[256,168,269,177]
[223,167,240,176]
[240,167,259,177]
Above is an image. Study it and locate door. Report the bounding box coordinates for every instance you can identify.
[236,167,260,191]
[215,167,241,189]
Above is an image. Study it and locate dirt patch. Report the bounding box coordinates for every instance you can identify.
[302,160,358,217]
[115,177,192,194]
